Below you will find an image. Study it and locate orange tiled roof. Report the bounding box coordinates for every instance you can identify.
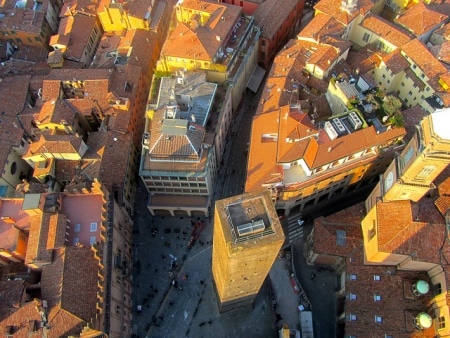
[35,99,75,125]
[252,0,300,40]
[345,47,383,76]
[361,14,414,48]
[62,0,100,16]
[41,246,99,322]
[149,109,206,159]
[0,76,33,189]
[58,14,97,61]
[23,134,83,158]
[277,107,317,164]
[395,2,448,37]
[401,39,448,90]
[83,130,132,192]
[0,280,25,322]
[309,125,405,169]
[438,175,450,196]
[376,199,445,264]
[430,40,450,65]
[382,49,410,74]
[312,201,439,337]
[312,203,365,256]
[298,14,346,41]
[245,36,407,191]
[314,0,374,26]
[162,1,241,60]
[306,44,340,73]
[432,21,450,40]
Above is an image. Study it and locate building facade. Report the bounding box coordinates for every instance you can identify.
[140,72,218,217]
[212,190,285,312]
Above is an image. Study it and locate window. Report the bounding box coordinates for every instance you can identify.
[374,294,382,301]
[382,74,386,79]
[90,222,98,232]
[90,236,96,245]
[416,166,435,180]
[374,275,381,281]
[362,32,370,42]
[368,222,376,241]
[348,293,357,300]
[348,274,357,280]
[348,314,357,321]
[10,162,17,175]
[375,315,383,323]
[408,91,412,96]
[401,81,405,87]
[73,237,79,245]
[433,283,442,296]
[74,223,81,232]
[438,316,446,330]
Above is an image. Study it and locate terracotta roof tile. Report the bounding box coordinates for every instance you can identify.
[401,39,448,90]
[306,44,340,73]
[149,108,206,158]
[299,14,346,41]
[0,75,32,177]
[314,0,375,25]
[376,199,445,264]
[435,195,450,216]
[35,99,76,125]
[162,0,241,60]
[0,280,25,322]
[41,246,99,322]
[252,0,300,40]
[361,14,414,47]
[438,175,450,196]
[0,7,45,35]
[0,301,45,337]
[84,130,132,191]
[310,126,406,169]
[61,0,100,16]
[312,202,438,337]
[345,47,382,75]
[117,29,159,78]
[245,37,407,191]
[2,245,99,337]
[401,105,428,144]
[56,14,97,61]
[430,40,450,65]
[382,49,410,74]
[395,2,448,37]
[24,134,83,158]
[312,203,365,256]
[432,21,450,40]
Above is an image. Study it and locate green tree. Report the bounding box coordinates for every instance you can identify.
[382,95,402,116]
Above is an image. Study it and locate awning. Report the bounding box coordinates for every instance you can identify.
[246,65,266,93]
